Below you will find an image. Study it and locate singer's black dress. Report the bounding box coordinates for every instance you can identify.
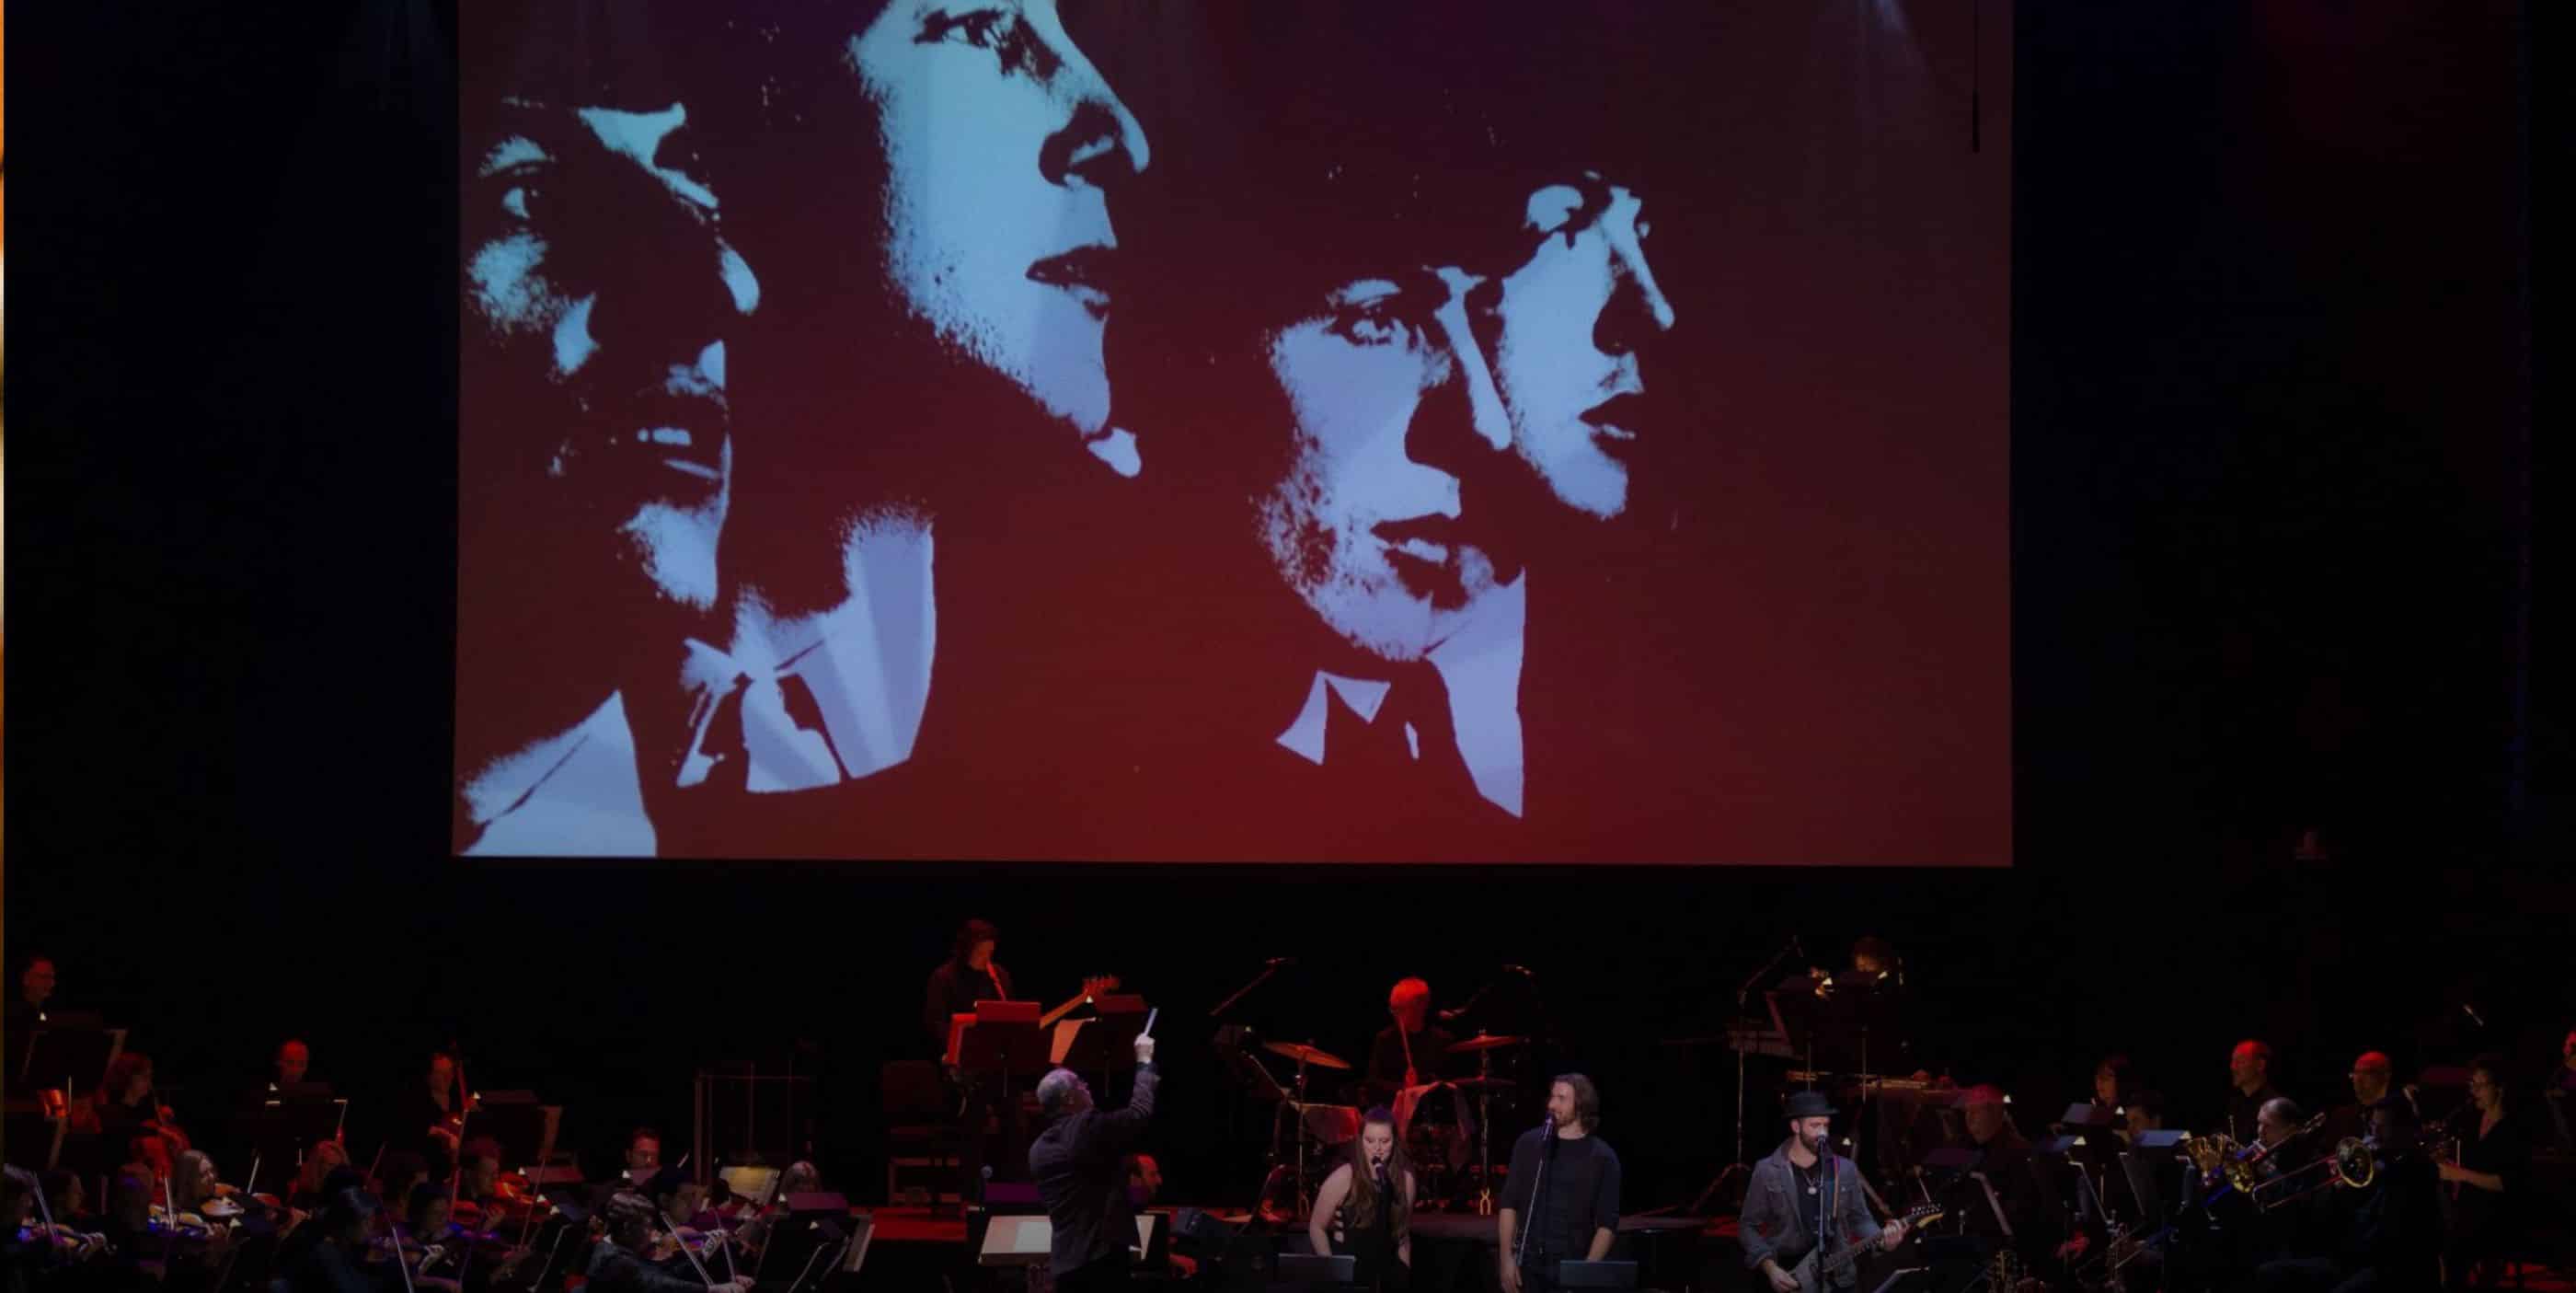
[1332,1169,1413,1290]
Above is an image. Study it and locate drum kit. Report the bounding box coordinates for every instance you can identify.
[1246,1032,1529,1221]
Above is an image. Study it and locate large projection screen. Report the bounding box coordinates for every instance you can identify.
[454,0,2010,864]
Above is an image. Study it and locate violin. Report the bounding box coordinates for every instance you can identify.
[17,1221,110,1261]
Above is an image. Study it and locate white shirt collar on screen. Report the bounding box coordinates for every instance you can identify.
[1274,572,1527,818]
[677,525,937,793]
[463,694,659,856]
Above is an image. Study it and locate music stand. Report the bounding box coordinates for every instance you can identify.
[1276,1253,1356,1286]
[470,1092,557,1171]
[244,1091,346,1172]
[16,1026,123,1091]
[2,1104,67,1171]
[1057,994,1150,1098]
[1555,1260,1639,1288]
[2117,1151,2167,1228]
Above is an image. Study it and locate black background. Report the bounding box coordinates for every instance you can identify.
[4,0,2550,1210]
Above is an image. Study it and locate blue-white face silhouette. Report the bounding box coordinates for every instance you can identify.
[846,0,1150,461]
[1484,179,1674,520]
[1257,266,1513,663]
[465,100,761,611]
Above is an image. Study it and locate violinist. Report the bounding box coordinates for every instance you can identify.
[41,1172,99,1239]
[454,1139,504,1217]
[171,1150,229,1217]
[293,1140,353,1212]
[375,1153,430,1218]
[280,1180,382,1293]
[620,1128,662,1188]
[398,1183,467,1290]
[585,1193,748,1293]
[645,1168,715,1238]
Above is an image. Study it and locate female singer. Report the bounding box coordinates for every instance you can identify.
[1309,1107,1417,1289]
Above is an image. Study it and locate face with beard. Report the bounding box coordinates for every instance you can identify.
[464,100,758,623]
[1254,265,1514,663]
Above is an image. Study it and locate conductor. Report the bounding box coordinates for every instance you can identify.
[1030,1029,1161,1291]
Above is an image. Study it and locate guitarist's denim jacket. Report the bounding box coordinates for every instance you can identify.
[1741,1142,1881,1285]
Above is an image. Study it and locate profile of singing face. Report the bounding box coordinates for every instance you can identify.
[1482,176,1676,520]
[1257,266,1515,663]
[844,0,1151,463]
[463,98,761,613]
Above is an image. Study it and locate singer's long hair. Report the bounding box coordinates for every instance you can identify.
[1340,1107,1414,1240]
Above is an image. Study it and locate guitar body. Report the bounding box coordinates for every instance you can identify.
[1768,1204,1943,1293]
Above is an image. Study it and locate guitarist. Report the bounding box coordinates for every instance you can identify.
[923,918,1015,1046]
[1742,1091,1909,1293]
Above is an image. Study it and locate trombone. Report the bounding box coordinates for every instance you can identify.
[2260,1124,2456,1211]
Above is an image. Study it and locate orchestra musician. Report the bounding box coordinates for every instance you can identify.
[279,1178,382,1293]
[275,1039,313,1089]
[1498,1076,1621,1293]
[388,1051,467,1166]
[620,1127,663,1187]
[1942,1085,2065,1279]
[93,1053,164,1147]
[926,918,1025,1196]
[2227,1041,2286,1146]
[587,1192,749,1293]
[401,1181,467,1290]
[6,954,57,1033]
[1366,978,1456,1096]
[923,918,1014,1046]
[1309,1107,1417,1289]
[1029,1033,1161,1292]
[292,1139,353,1211]
[1742,1091,1907,1293]
[2436,1056,2529,1290]
[376,1151,431,1218]
[2329,1051,2418,1148]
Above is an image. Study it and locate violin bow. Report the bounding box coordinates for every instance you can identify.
[659,1217,720,1289]
[383,1211,419,1293]
[447,1054,471,1218]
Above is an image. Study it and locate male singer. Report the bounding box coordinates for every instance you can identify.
[1030,1033,1161,1291]
[1497,1076,1621,1293]
[1741,1091,1907,1293]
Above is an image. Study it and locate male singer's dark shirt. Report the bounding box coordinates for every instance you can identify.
[923,961,1012,1049]
[1501,1128,1621,1261]
[1029,1065,1160,1276]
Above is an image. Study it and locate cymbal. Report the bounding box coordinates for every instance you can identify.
[1445,1033,1527,1054]
[1450,1077,1517,1093]
[1263,1041,1351,1070]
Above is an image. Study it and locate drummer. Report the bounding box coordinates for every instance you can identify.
[1365,978,1459,1102]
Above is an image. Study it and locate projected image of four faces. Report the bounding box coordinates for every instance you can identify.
[457,1,1694,858]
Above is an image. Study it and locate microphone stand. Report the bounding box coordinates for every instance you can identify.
[1513,1118,1554,1282]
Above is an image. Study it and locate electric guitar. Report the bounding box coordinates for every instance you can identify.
[1782,1203,1942,1293]
[1040,976,1122,1029]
